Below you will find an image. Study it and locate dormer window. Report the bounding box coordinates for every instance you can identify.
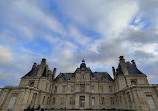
[29,81,34,87]
[101,76,106,81]
[131,80,137,85]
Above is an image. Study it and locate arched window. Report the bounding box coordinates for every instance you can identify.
[29,82,34,87]
[131,80,137,85]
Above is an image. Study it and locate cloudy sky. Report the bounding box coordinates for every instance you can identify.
[0,0,158,87]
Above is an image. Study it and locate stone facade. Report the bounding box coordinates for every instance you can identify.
[0,56,158,111]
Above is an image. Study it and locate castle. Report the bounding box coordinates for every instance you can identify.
[0,56,157,111]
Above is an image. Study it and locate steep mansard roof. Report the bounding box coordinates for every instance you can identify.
[54,72,113,82]
[117,61,144,75]
[23,64,53,78]
[22,58,144,82]
[93,72,113,81]
[23,59,114,82]
[54,73,74,82]
[53,60,113,82]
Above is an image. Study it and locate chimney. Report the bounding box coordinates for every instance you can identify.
[48,70,52,80]
[37,58,46,77]
[42,58,46,63]
[53,68,57,79]
[116,68,118,75]
[131,60,136,67]
[32,63,37,69]
[119,56,129,75]
[112,67,116,79]
[119,56,125,61]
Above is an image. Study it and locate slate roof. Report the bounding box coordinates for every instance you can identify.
[54,73,74,82]
[54,61,114,82]
[93,72,114,81]
[24,60,114,82]
[23,64,52,78]
[24,64,40,77]
[117,64,124,75]
[54,71,114,82]
[117,61,144,75]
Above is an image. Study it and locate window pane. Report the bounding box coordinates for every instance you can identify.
[71,86,74,92]
[146,95,156,109]
[111,97,114,105]
[81,75,84,81]
[70,97,73,105]
[109,86,112,92]
[62,86,66,93]
[92,86,95,93]
[101,97,104,105]
[52,97,55,105]
[54,86,57,93]
[81,86,85,92]
[92,97,95,105]
[61,97,65,105]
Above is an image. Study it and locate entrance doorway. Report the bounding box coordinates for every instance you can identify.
[80,96,85,108]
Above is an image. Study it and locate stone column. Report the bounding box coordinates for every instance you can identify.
[75,94,79,109]
[137,88,148,111]
[0,91,7,107]
[85,94,89,109]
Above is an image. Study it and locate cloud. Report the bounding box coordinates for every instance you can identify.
[56,0,138,37]
[120,27,158,44]
[0,46,13,65]
[0,0,158,87]
[0,0,66,40]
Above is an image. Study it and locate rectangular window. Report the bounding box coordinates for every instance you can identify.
[81,75,84,81]
[54,86,57,93]
[62,86,66,93]
[81,85,85,92]
[100,86,104,93]
[47,97,49,105]
[71,86,74,92]
[7,97,17,109]
[92,97,95,105]
[101,97,104,105]
[109,86,112,92]
[42,96,45,104]
[70,97,73,105]
[61,97,65,105]
[120,96,122,105]
[127,92,131,105]
[111,97,114,105]
[52,97,55,105]
[91,86,95,93]
[146,95,156,109]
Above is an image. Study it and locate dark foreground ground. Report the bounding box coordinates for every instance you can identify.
[43,109,134,111]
